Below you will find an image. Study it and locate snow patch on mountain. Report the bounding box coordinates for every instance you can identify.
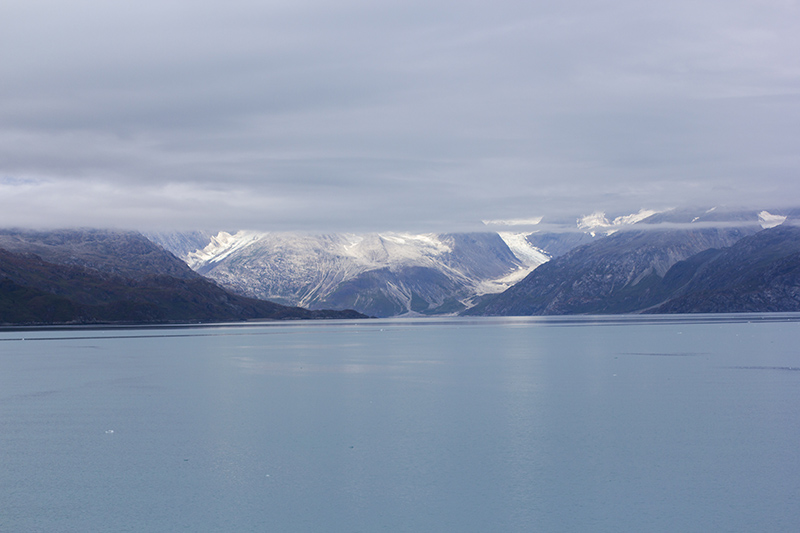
[472,264,539,297]
[359,233,452,265]
[758,211,786,229]
[613,209,659,226]
[186,230,264,268]
[379,233,450,253]
[577,212,610,233]
[497,232,550,266]
[577,209,658,236]
[458,232,551,297]
[187,232,459,275]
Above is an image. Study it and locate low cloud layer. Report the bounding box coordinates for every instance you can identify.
[2,0,799,231]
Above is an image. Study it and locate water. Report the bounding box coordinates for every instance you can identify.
[1,315,799,532]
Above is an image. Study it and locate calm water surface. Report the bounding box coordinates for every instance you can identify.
[1,315,799,532]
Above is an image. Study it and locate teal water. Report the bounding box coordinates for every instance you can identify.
[1,315,799,532]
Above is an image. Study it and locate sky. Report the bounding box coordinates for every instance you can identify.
[1,0,799,232]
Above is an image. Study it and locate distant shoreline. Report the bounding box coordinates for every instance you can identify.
[3,312,800,337]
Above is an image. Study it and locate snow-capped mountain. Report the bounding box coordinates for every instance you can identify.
[151,231,550,317]
[148,206,797,317]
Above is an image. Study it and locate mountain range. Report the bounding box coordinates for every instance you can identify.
[3,206,799,324]
[151,207,799,317]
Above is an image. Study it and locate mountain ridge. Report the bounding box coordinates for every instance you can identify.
[0,229,365,325]
[464,223,800,316]
[648,224,800,313]
[463,226,760,315]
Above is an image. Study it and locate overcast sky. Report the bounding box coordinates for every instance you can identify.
[1,0,799,232]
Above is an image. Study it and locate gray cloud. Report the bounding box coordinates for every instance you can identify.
[1,0,799,231]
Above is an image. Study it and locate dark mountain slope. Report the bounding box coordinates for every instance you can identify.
[651,225,800,313]
[0,229,199,280]
[464,227,755,316]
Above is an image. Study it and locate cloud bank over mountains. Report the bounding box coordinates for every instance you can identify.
[1,0,799,231]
